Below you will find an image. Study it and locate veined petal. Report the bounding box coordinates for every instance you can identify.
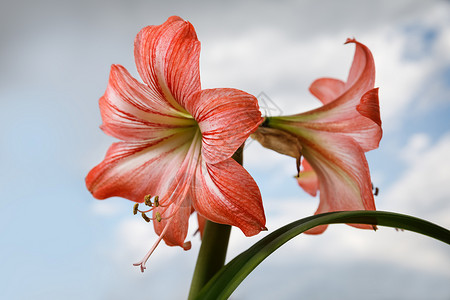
[357,88,382,127]
[290,40,376,119]
[271,87,382,152]
[256,39,380,234]
[273,40,380,152]
[191,158,266,236]
[134,16,201,112]
[186,88,263,164]
[305,39,375,119]
[297,130,376,233]
[100,64,197,141]
[309,78,345,105]
[153,199,192,249]
[297,159,319,197]
[149,128,202,249]
[85,128,197,202]
[196,213,207,238]
[344,38,375,91]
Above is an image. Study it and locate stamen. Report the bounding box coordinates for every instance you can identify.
[144,194,153,206]
[133,203,139,215]
[133,181,192,272]
[141,212,151,223]
[133,195,167,216]
[133,207,179,272]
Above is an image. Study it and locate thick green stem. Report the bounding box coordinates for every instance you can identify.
[187,146,244,299]
[187,221,231,299]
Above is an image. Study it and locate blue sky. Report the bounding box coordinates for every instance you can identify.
[1,0,450,299]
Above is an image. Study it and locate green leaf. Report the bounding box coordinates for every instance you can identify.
[195,211,450,300]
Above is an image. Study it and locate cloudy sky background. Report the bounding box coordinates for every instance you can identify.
[1,0,450,299]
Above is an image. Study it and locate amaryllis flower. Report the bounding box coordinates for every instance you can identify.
[253,39,382,234]
[85,16,266,271]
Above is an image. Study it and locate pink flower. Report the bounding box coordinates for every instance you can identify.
[254,39,382,234]
[85,16,266,271]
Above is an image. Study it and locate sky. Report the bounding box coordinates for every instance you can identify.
[1,0,450,299]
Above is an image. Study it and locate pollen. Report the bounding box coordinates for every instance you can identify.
[144,194,153,206]
[141,212,151,223]
[133,203,139,215]
[133,194,170,224]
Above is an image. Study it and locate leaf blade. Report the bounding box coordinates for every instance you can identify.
[195,210,450,300]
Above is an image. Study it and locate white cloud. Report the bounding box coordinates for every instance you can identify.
[200,29,351,113]
[198,2,449,134]
[400,132,432,162]
[384,133,450,226]
[90,199,125,216]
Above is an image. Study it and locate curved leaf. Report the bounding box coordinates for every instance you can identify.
[195,210,450,300]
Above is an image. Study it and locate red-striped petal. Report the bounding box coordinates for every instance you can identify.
[186,88,263,164]
[85,129,197,203]
[309,78,345,105]
[134,16,201,112]
[297,159,319,197]
[191,158,266,236]
[153,199,192,249]
[298,130,376,234]
[100,64,196,141]
[280,40,381,152]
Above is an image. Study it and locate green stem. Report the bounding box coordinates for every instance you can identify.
[188,221,231,299]
[187,145,244,299]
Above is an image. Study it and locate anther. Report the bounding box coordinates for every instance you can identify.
[155,212,162,222]
[133,203,139,215]
[141,212,151,223]
[144,194,153,206]
[154,196,160,207]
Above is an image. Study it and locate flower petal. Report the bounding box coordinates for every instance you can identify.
[298,130,376,233]
[357,88,382,127]
[186,88,263,164]
[304,39,375,120]
[309,78,345,105]
[296,159,319,197]
[153,199,192,249]
[196,213,207,238]
[100,64,197,141]
[85,128,197,202]
[305,39,376,119]
[296,88,382,152]
[134,16,201,112]
[344,38,375,91]
[191,158,266,236]
[295,40,380,151]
